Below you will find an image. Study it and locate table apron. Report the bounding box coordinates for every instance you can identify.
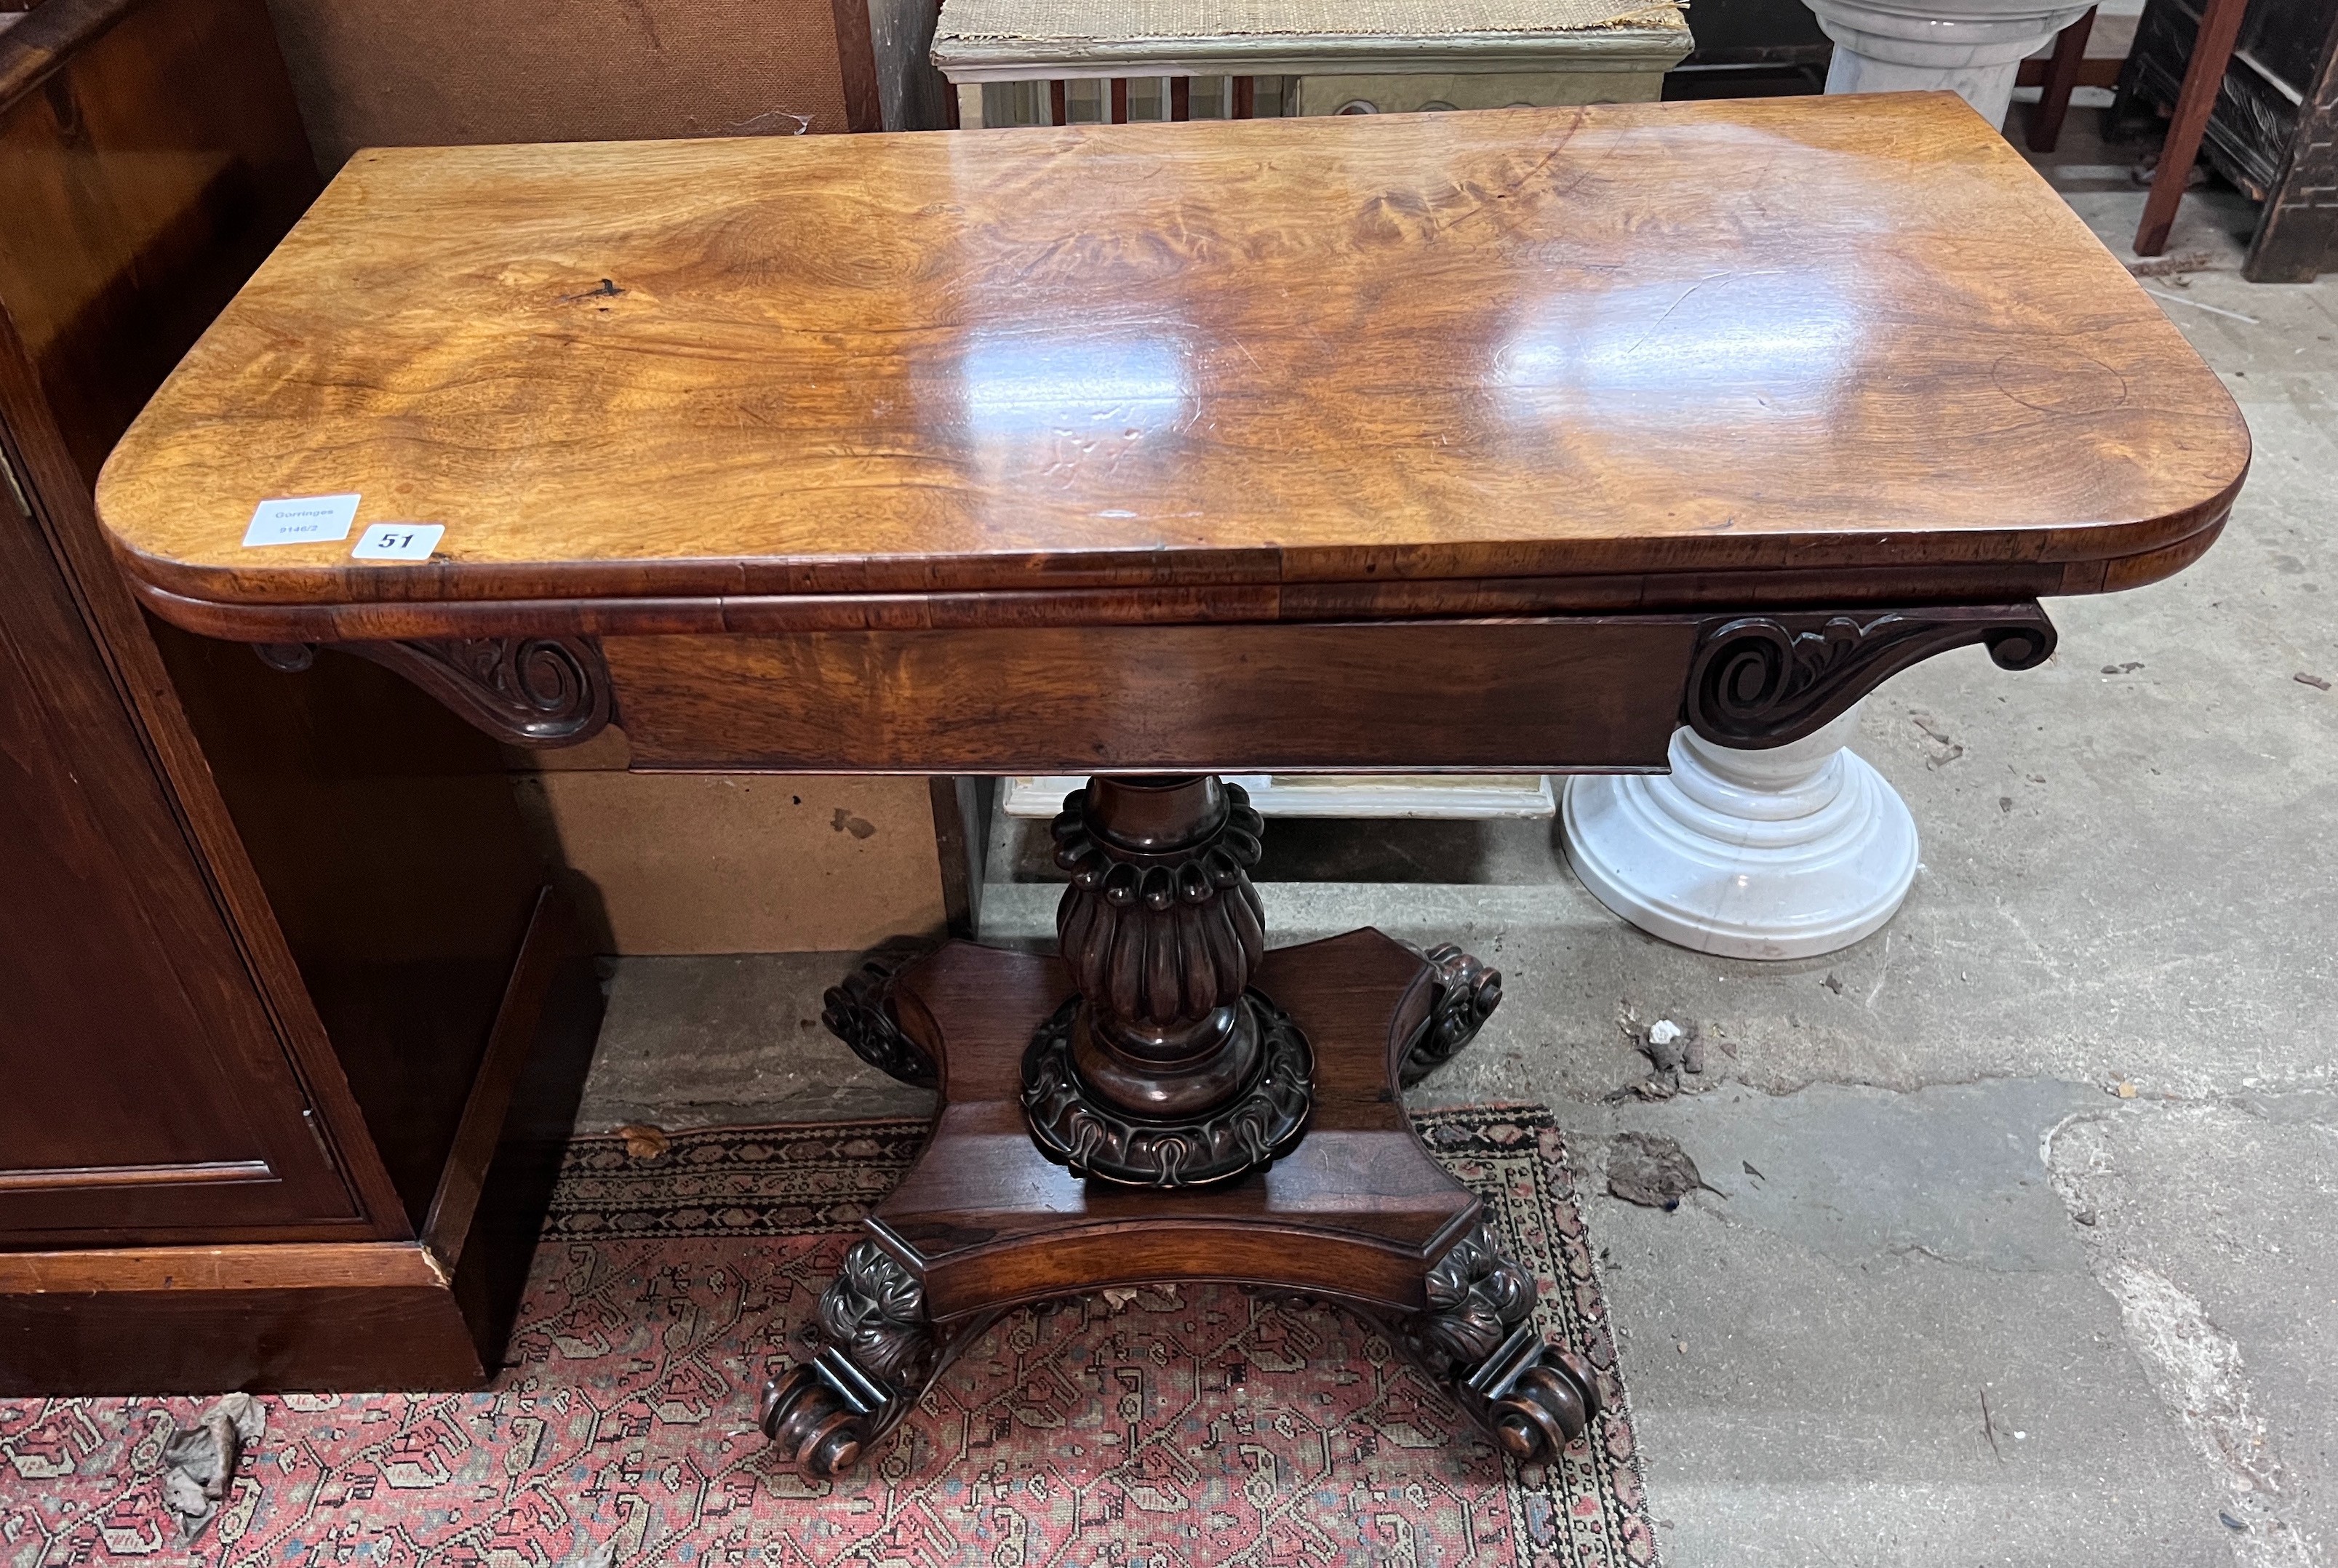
[250,602,2054,767]
[605,620,1696,773]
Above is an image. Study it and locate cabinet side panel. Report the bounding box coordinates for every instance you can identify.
[151,624,553,1233]
[0,436,356,1237]
[0,0,318,488]
[0,0,417,1237]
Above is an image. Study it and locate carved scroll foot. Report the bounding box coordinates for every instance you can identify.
[759,1239,940,1476]
[1399,943,1504,1087]
[1462,1327,1604,1463]
[1401,1223,1602,1463]
[821,938,941,1089]
[759,1354,880,1476]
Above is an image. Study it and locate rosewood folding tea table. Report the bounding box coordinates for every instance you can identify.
[95,92,2249,1471]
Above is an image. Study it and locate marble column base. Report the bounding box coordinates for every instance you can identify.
[1560,704,1916,961]
[1805,0,2092,128]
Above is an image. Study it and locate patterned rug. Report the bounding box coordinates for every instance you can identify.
[1,1106,1653,1567]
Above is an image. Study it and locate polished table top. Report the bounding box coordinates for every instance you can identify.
[96,93,2249,642]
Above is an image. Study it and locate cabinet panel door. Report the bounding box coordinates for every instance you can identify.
[0,445,355,1240]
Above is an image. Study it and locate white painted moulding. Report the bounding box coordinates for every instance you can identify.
[1002,774,1557,819]
[935,31,1691,81]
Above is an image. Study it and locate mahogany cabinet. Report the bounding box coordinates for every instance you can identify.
[0,0,599,1391]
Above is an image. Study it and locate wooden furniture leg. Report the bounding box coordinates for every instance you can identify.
[761,776,1603,1473]
[2135,0,2249,255]
[2028,5,2097,153]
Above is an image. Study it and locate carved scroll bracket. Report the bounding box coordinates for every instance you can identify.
[254,636,613,748]
[1683,604,2056,749]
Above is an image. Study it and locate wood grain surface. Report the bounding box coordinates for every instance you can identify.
[605,620,1695,771]
[95,93,2249,639]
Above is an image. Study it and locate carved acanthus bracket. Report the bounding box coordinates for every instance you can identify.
[1021,989,1313,1187]
[821,940,940,1089]
[1399,943,1503,1088]
[759,1240,941,1476]
[1401,1223,1604,1464]
[252,636,613,748]
[1683,604,2056,748]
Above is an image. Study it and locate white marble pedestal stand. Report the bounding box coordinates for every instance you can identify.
[1560,703,1917,961]
[1803,0,2092,129]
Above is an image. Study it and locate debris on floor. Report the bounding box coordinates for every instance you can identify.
[160,1393,265,1542]
[1608,1131,1714,1211]
[1644,1020,1685,1070]
[1609,1018,1711,1102]
[2126,251,2211,278]
[1909,711,1965,767]
[618,1123,672,1160]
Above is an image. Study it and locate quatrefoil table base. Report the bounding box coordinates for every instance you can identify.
[760,907,1603,1476]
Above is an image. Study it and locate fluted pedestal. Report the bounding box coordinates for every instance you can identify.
[1805,0,2092,128]
[1561,704,1917,961]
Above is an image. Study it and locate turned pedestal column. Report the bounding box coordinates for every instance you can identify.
[1022,775,1312,1187]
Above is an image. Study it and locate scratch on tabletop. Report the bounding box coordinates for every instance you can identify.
[1621,270,1786,359]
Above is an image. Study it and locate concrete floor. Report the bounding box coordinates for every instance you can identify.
[578,105,2338,1567]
